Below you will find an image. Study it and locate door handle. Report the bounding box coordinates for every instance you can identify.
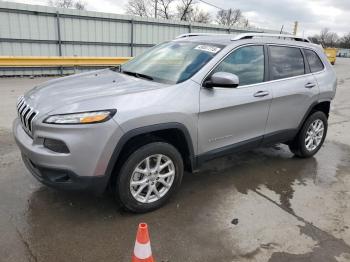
[305,82,316,88]
[254,90,270,97]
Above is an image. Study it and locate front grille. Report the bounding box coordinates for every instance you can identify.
[16,96,38,136]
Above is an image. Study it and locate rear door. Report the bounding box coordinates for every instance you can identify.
[263,45,320,143]
[303,48,330,102]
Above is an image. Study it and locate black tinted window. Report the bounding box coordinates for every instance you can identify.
[304,49,324,73]
[212,45,264,86]
[269,46,305,80]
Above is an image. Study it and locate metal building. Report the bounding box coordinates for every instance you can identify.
[337,49,350,58]
[0,1,279,75]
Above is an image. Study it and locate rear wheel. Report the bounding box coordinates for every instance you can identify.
[289,111,328,158]
[116,142,183,213]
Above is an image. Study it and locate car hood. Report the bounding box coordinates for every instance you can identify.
[24,69,166,114]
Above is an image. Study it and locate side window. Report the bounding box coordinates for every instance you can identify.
[269,46,305,80]
[304,49,324,73]
[212,45,264,86]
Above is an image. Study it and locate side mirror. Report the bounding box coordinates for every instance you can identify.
[203,72,239,88]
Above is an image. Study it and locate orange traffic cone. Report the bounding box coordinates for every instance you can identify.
[132,223,154,262]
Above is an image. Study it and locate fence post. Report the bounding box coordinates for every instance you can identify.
[56,11,63,75]
[188,23,192,33]
[130,19,134,57]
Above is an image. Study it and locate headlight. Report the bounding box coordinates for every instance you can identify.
[43,110,116,125]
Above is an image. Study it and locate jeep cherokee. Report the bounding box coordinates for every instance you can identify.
[13,33,337,213]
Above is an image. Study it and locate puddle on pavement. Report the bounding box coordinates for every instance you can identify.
[200,141,350,215]
[197,141,350,260]
[269,223,350,262]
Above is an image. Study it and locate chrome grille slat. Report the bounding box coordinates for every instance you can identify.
[25,108,33,128]
[19,105,27,118]
[17,97,24,107]
[22,107,31,128]
[16,96,38,136]
[19,105,26,123]
[18,102,26,113]
[28,111,38,132]
[21,106,29,126]
[17,100,24,109]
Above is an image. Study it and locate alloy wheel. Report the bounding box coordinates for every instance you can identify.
[305,119,324,151]
[129,154,175,203]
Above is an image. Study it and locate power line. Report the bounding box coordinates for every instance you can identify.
[198,0,290,33]
[197,0,224,10]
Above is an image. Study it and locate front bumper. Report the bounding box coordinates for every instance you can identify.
[13,118,123,194]
[22,154,108,193]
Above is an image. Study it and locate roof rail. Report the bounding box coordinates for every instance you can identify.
[176,33,234,39]
[176,32,310,43]
[232,33,310,42]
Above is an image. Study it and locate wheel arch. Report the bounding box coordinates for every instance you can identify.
[297,100,331,132]
[104,122,196,189]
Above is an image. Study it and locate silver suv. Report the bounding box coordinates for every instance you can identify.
[13,33,337,212]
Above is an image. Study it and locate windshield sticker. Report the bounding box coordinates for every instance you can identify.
[194,45,221,54]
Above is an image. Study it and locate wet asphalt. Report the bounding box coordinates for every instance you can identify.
[1,58,350,262]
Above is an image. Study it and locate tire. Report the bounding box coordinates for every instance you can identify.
[116,142,184,213]
[289,111,328,158]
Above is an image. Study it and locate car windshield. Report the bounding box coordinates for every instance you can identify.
[121,41,223,84]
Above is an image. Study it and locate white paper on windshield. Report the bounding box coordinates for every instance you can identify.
[194,45,221,54]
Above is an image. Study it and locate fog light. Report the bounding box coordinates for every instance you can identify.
[43,138,70,153]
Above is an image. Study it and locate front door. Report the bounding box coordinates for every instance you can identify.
[198,45,272,156]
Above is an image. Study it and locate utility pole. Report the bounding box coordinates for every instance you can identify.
[280,25,284,34]
[155,0,157,18]
[293,21,298,35]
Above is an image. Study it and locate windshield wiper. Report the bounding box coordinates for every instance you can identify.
[122,70,154,81]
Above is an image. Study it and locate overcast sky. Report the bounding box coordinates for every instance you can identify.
[5,0,350,36]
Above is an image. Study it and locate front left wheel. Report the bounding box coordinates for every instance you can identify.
[116,142,184,213]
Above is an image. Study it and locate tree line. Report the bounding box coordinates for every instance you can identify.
[48,0,250,28]
[310,28,350,49]
[48,0,350,47]
[125,0,249,27]
[48,0,85,10]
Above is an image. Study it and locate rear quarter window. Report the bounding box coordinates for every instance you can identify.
[304,49,324,73]
[269,46,305,80]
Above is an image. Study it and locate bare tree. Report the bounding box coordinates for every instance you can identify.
[191,7,211,23]
[216,8,243,27]
[327,32,339,47]
[241,18,249,28]
[309,35,321,44]
[74,0,85,10]
[48,0,86,10]
[154,0,175,19]
[126,0,175,19]
[313,28,339,47]
[339,33,350,48]
[177,0,195,21]
[49,0,72,8]
[125,0,150,17]
[319,28,330,46]
[124,0,213,24]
